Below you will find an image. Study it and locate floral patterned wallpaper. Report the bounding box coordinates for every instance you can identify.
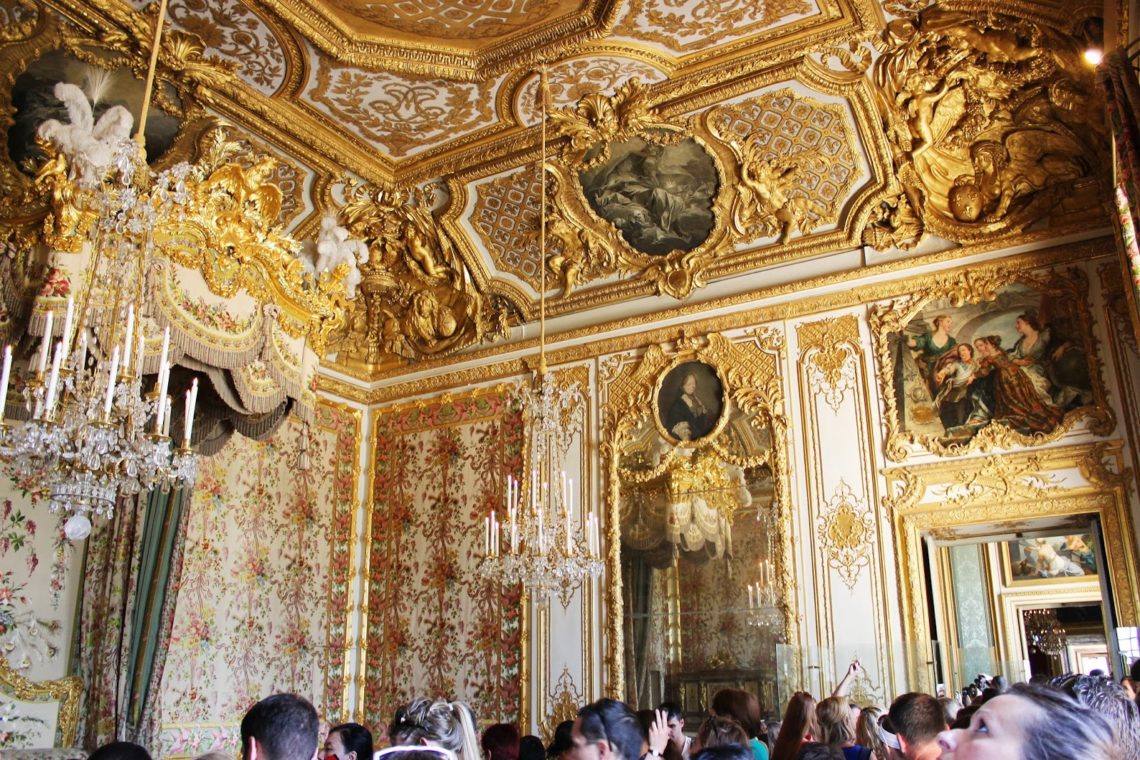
[364,390,523,730]
[0,488,81,749]
[156,401,360,758]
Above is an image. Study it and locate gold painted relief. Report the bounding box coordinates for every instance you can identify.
[600,331,796,697]
[540,667,584,744]
[472,168,543,287]
[514,59,669,126]
[307,55,497,158]
[545,79,859,299]
[707,89,861,243]
[797,315,860,413]
[333,182,508,365]
[883,442,1140,691]
[868,4,1107,248]
[614,0,817,53]
[816,480,875,590]
[0,1,37,43]
[167,0,290,95]
[222,133,310,229]
[869,264,1114,461]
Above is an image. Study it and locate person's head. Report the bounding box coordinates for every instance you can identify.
[682,374,698,396]
[548,721,575,760]
[520,736,545,760]
[936,697,961,728]
[572,698,643,760]
[241,693,320,760]
[89,742,152,760]
[710,688,762,739]
[391,699,480,760]
[814,697,855,747]
[854,707,887,760]
[1015,314,1042,335]
[326,723,374,760]
[956,344,974,362]
[482,724,521,760]
[1131,658,1140,683]
[887,693,944,759]
[937,682,1117,760]
[773,692,818,760]
[695,714,749,749]
[692,746,752,760]
[194,753,232,760]
[1051,673,1140,751]
[791,743,844,760]
[932,315,952,332]
[659,702,685,745]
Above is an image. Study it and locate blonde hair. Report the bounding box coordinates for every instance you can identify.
[390,699,480,760]
[815,697,855,746]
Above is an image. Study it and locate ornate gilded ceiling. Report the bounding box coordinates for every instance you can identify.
[0,0,1114,378]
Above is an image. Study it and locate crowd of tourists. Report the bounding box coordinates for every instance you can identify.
[84,658,1140,760]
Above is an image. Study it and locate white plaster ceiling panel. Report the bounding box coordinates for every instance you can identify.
[611,0,821,54]
[165,0,289,96]
[514,57,669,127]
[302,48,504,158]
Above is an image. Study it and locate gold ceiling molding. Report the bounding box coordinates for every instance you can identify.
[867,2,1109,249]
[322,235,1114,396]
[882,441,1140,692]
[332,182,509,367]
[599,331,796,696]
[253,0,622,82]
[869,263,1115,461]
[613,0,817,53]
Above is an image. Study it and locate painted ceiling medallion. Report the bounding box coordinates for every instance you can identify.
[259,0,621,80]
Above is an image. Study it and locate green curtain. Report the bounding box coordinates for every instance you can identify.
[76,487,191,750]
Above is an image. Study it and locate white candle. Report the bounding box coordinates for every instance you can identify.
[37,311,53,375]
[484,516,490,556]
[561,471,568,512]
[135,329,145,380]
[44,341,63,415]
[122,304,135,375]
[161,395,172,437]
[103,346,120,418]
[183,377,198,445]
[59,297,73,367]
[0,345,12,416]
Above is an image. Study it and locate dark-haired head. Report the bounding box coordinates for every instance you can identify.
[693,745,753,760]
[547,721,575,760]
[710,689,762,739]
[696,714,749,749]
[576,698,643,760]
[888,692,943,754]
[791,743,843,760]
[241,693,319,760]
[89,742,152,760]
[1051,673,1140,750]
[327,723,374,760]
[482,724,521,760]
[520,735,545,760]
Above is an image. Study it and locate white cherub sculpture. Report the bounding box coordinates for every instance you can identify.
[37,82,134,185]
[300,213,369,298]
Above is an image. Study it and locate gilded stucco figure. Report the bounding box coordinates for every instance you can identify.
[870,6,1106,245]
[335,182,507,365]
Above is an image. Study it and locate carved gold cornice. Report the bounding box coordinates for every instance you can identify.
[0,655,82,746]
[325,235,1116,399]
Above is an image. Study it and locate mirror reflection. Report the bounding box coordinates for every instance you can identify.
[619,404,783,720]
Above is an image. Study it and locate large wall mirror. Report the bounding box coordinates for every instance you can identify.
[601,333,794,720]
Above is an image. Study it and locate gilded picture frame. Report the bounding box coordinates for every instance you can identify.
[870,264,1114,461]
[653,358,728,445]
[1000,533,1099,587]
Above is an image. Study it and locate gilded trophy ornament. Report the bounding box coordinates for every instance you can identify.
[869,5,1107,246]
[334,182,507,365]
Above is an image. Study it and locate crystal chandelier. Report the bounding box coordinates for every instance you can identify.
[478,68,603,597]
[746,555,781,630]
[1024,608,1067,656]
[0,0,197,539]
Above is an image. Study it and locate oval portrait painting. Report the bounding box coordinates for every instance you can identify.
[655,360,727,444]
[579,135,718,257]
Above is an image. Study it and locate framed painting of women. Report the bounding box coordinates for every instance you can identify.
[654,360,727,444]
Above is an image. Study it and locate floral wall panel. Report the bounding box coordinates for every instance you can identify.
[157,402,360,758]
[364,391,523,730]
[0,487,83,748]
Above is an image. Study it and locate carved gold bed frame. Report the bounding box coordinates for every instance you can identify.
[0,656,82,747]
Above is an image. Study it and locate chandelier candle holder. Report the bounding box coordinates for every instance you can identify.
[478,66,603,597]
[0,0,199,539]
[746,556,781,630]
[1024,608,1067,656]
